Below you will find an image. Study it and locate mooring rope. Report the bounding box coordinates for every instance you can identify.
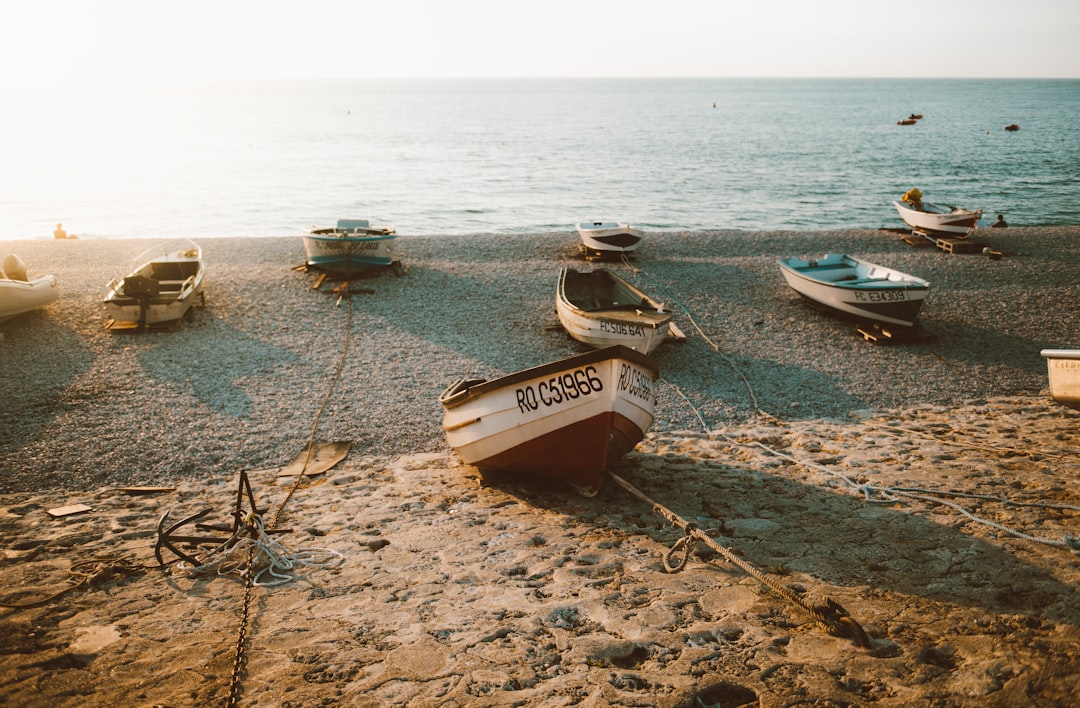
[181,514,345,587]
[736,437,1080,552]
[270,287,355,529]
[607,470,870,647]
[226,287,356,707]
[867,423,1079,462]
[617,252,1078,554]
[0,556,150,609]
[620,253,774,421]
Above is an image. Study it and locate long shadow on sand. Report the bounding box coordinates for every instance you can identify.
[477,455,1080,629]
[0,315,94,450]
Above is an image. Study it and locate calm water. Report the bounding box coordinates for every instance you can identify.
[2,78,1078,240]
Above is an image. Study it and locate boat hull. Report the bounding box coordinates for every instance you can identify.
[104,241,204,326]
[777,253,930,328]
[303,221,397,274]
[0,275,59,324]
[893,200,982,239]
[1041,349,1080,410]
[440,346,659,493]
[556,268,673,354]
[576,222,643,254]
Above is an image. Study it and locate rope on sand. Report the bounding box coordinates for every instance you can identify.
[617,254,1078,554]
[620,254,776,422]
[607,470,871,647]
[737,436,1080,553]
[178,514,344,587]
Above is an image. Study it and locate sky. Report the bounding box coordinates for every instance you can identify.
[1,0,1078,87]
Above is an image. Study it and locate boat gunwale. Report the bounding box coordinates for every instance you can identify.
[777,255,930,291]
[557,268,673,325]
[1041,349,1080,361]
[440,345,659,408]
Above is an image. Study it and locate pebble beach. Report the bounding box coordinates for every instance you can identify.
[1,226,1079,706]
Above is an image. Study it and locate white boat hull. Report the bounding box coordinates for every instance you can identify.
[440,346,659,494]
[556,268,673,354]
[1041,349,1080,410]
[0,275,59,324]
[576,222,643,255]
[893,200,982,239]
[104,241,205,326]
[304,220,397,273]
[777,253,930,328]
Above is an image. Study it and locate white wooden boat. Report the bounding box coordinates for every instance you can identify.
[303,219,397,274]
[0,255,59,324]
[440,345,660,494]
[893,190,982,239]
[556,268,673,354]
[1040,349,1080,411]
[104,240,205,328]
[777,253,930,328]
[575,222,643,257]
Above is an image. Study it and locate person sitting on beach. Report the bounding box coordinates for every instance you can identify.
[54,223,68,239]
[992,214,1008,228]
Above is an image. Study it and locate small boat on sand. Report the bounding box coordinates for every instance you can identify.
[576,222,643,258]
[302,219,397,275]
[440,345,660,494]
[893,188,982,239]
[777,253,930,328]
[104,240,205,329]
[1040,349,1080,410]
[556,268,674,354]
[0,255,59,324]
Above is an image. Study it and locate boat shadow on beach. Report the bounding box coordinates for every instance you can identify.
[0,315,93,452]
[477,455,1080,630]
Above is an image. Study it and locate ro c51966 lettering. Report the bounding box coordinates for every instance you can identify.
[515,366,604,413]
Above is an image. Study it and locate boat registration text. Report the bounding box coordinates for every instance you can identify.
[853,289,907,303]
[516,366,604,414]
[617,362,655,404]
[600,320,646,337]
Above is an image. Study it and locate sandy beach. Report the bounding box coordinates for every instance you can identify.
[2,227,1079,706]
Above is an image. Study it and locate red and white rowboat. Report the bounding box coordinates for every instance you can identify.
[440,345,660,494]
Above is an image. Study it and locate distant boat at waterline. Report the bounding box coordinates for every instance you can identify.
[439,345,660,495]
[575,222,643,257]
[893,189,982,239]
[302,219,398,275]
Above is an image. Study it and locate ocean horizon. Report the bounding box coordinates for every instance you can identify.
[2,77,1078,240]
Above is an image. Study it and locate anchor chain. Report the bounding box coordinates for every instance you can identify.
[226,549,255,708]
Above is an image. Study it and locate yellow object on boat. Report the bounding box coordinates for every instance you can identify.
[901,188,923,209]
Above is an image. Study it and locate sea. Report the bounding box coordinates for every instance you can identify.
[2,77,1078,240]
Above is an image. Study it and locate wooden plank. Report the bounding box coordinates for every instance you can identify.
[667,322,687,342]
[277,440,353,478]
[115,486,176,495]
[857,323,935,345]
[47,503,92,518]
